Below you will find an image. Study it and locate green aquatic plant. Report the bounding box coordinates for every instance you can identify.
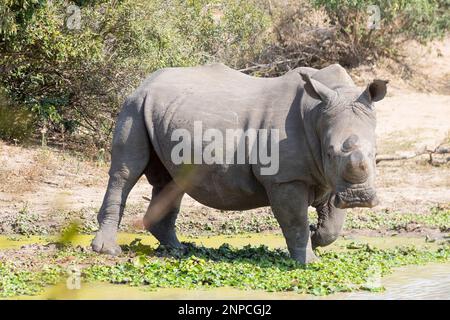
[344,207,450,232]
[0,241,448,298]
[84,242,449,296]
[11,204,47,236]
[0,263,60,297]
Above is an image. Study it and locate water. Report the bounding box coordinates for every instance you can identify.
[0,233,432,251]
[340,263,450,300]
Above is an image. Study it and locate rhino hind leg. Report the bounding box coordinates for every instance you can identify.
[92,98,150,255]
[143,150,184,248]
[146,185,184,248]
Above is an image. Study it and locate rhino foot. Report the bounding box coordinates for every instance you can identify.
[289,247,319,264]
[91,229,122,256]
[155,243,187,258]
[155,237,184,249]
[147,222,183,250]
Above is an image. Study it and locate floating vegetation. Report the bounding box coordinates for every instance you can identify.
[1,240,447,298]
[344,207,449,232]
[84,242,449,296]
[0,264,60,297]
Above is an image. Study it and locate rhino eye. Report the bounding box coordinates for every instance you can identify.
[327,146,334,160]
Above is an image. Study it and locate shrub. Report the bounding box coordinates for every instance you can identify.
[244,0,449,76]
[0,0,270,149]
[312,0,450,66]
[246,0,337,76]
[0,89,35,142]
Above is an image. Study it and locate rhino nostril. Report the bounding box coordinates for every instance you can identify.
[327,146,334,160]
[359,161,367,171]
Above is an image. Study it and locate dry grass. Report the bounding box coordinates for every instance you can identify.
[351,36,450,95]
[0,147,52,194]
[377,129,422,155]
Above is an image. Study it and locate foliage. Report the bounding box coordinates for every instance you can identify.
[2,241,447,297]
[0,263,60,297]
[344,206,450,232]
[250,0,450,76]
[180,207,449,237]
[0,0,46,39]
[11,203,47,235]
[93,243,448,295]
[84,242,448,295]
[0,88,35,142]
[0,0,270,149]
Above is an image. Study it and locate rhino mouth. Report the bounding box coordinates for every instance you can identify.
[334,187,379,209]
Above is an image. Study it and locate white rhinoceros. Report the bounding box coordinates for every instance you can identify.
[92,63,387,264]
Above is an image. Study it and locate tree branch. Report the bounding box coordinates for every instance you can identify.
[376,143,450,164]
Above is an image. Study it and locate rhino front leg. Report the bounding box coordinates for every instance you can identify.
[267,181,318,264]
[310,198,346,249]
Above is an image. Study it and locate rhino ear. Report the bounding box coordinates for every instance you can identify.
[365,79,388,102]
[300,72,337,104]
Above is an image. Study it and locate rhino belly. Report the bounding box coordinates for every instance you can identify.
[169,163,269,210]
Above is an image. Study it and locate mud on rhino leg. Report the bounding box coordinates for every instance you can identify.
[92,98,150,255]
[310,198,346,249]
[266,181,318,264]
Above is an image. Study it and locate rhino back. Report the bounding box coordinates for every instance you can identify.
[140,64,313,209]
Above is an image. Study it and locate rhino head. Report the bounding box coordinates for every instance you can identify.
[301,73,388,209]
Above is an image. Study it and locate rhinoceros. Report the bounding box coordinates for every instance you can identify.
[92,63,387,264]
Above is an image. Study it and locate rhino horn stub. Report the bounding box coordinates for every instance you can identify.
[343,150,369,183]
[300,72,337,104]
[342,134,359,152]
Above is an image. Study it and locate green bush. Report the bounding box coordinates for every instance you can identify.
[0,89,35,142]
[0,0,47,39]
[0,0,270,149]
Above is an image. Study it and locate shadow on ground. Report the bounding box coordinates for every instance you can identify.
[120,239,305,271]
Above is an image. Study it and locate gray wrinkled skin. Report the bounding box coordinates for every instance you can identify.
[91,63,387,264]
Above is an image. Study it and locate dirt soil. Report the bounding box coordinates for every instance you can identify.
[0,38,449,238]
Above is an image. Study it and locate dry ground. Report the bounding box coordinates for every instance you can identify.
[0,38,449,238]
